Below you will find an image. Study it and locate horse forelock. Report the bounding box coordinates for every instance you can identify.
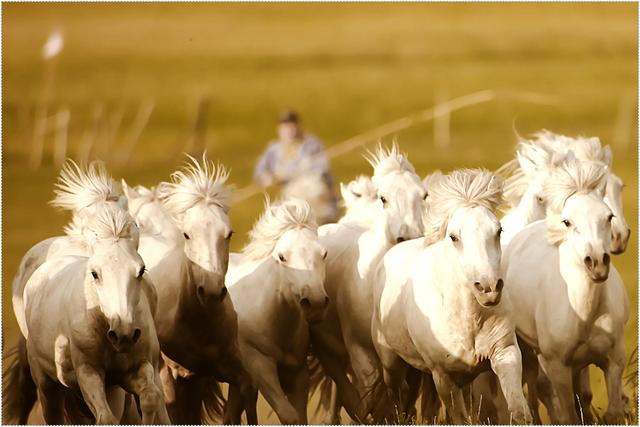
[424,169,503,245]
[364,142,416,177]
[242,198,318,261]
[50,159,122,212]
[157,153,232,221]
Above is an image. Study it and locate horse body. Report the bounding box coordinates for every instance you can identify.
[125,156,252,424]
[503,160,629,424]
[309,145,427,422]
[372,170,530,424]
[226,198,328,424]
[22,208,169,425]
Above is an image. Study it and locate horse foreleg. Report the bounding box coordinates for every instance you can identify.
[75,364,119,424]
[284,367,310,424]
[431,371,467,424]
[573,367,594,424]
[241,345,299,424]
[420,373,441,424]
[538,356,577,424]
[123,361,169,424]
[224,383,245,425]
[602,338,627,424]
[491,343,532,424]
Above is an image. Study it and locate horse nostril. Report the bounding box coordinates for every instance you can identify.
[323,296,330,307]
[496,279,504,292]
[474,282,483,292]
[584,256,593,269]
[300,297,311,310]
[132,328,141,343]
[219,286,228,300]
[197,286,205,299]
[107,330,118,343]
[603,253,611,267]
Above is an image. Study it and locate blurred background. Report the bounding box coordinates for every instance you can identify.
[2,3,637,423]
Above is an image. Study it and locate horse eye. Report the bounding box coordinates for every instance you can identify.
[91,271,99,280]
[424,192,429,200]
[449,234,459,243]
[226,231,234,240]
[137,266,146,279]
[183,232,190,240]
[380,196,387,205]
[607,214,614,223]
[323,251,328,260]
[536,196,544,204]
[562,219,571,228]
[353,192,361,198]
[278,253,286,263]
[497,227,503,236]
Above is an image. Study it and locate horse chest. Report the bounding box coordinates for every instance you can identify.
[565,313,616,367]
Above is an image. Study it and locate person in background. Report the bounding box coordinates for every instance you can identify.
[254,110,339,224]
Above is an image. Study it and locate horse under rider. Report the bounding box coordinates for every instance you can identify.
[253,110,339,224]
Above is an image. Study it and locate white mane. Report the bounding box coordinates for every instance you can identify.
[545,158,608,246]
[242,198,317,261]
[364,142,416,177]
[341,175,377,204]
[50,160,123,212]
[424,169,503,245]
[500,134,569,207]
[157,153,232,222]
[66,205,139,246]
[534,130,612,166]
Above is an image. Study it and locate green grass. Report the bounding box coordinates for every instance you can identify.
[2,3,637,423]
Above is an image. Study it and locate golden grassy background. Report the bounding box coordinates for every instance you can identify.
[2,3,637,423]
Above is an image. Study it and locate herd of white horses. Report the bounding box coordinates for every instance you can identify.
[3,130,632,425]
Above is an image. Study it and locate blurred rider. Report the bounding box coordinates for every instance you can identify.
[254,110,339,224]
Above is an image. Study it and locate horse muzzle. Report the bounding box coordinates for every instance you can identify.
[106,320,141,353]
[584,253,610,283]
[300,295,330,323]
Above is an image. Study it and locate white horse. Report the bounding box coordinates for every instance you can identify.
[535,130,630,254]
[498,136,569,247]
[371,169,531,424]
[309,144,427,422]
[12,160,128,339]
[338,175,378,225]
[17,206,169,424]
[126,154,253,424]
[503,158,629,424]
[499,130,630,254]
[225,198,328,424]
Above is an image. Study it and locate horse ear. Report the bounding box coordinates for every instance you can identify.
[339,182,350,201]
[423,170,443,191]
[602,145,613,167]
[121,179,140,201]
[517,152,538,177]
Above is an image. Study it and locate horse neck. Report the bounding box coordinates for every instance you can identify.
[515,190,543,226]
[557,242,605,323]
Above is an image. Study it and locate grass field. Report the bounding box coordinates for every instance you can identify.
[2,3,637,423]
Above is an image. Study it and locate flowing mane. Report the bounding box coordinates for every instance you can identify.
[242,198,317,261]
[534,130,612,166]
[364,142,416,177]
[545,158,608,246]
[342,175,377,202]
[424,169,503,245]
[66,205,139,246]
[50,160,124,212]
[500,134,569,208]
[157,153,232,222]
